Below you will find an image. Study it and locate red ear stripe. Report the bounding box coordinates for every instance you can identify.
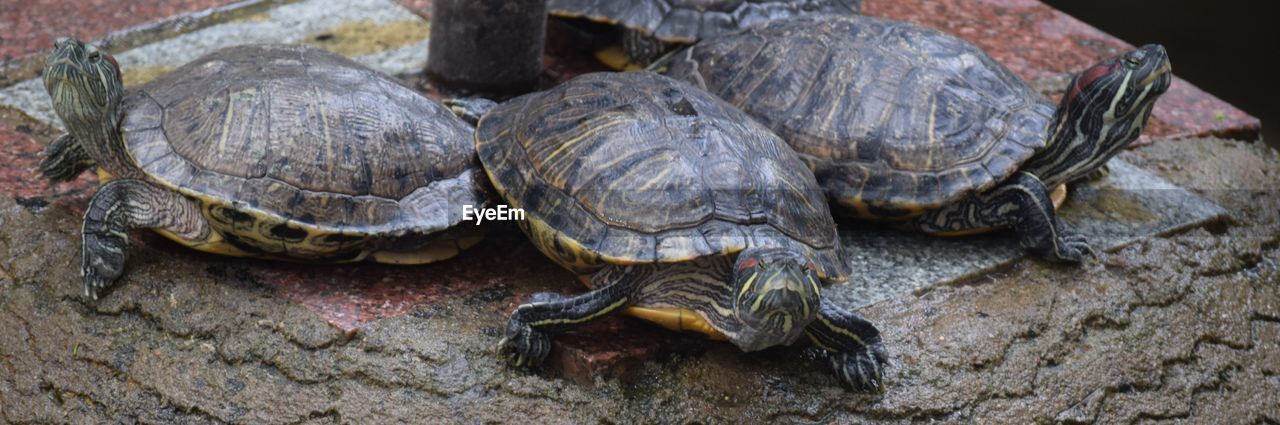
[104,54,119,69]
[1066,63,1114,104]
[737,257,758,270]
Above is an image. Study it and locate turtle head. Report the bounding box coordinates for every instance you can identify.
[1061,44,1171,126]
[730,247,823,351]
[43,37,123,130]
[1034,44,1171,183]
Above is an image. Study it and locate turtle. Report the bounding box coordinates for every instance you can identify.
[448,71,888,391]
[548,0,860,70]
[656,15,1173,262]
[38,38,490,299]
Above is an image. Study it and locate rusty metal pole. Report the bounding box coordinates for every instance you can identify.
[427,0,547,99]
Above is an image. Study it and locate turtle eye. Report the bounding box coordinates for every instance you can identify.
[1123,56,1141,69]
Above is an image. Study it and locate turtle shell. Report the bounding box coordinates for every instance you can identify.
[550,0,860,43]
[120,44,485,260]
[659,15,1056,218]
[475,71,849,282]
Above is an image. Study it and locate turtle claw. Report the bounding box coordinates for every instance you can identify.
[81,230,127,301]
[1024,225,1094,263]
[830,340,890,392]
[83,272,106,300]
[1052,232,1094,263]
[38,134,94,182]
[500,315,551,368]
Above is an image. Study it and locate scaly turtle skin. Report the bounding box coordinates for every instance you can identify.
[451,72,887,391]
[550,0,860,69]
[39,39,488,299]
[658,15,1173,262]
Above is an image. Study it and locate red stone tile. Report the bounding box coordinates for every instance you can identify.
[861,0,1259,144]
[251,229,556,333]
[0,117,535,335]
[550,315,709,386]
[0,0,240,62]
[0,123,96,210]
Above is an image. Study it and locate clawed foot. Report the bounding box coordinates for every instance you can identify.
[81,230,127,300]
[38,134,93,182]
[1026,228,1096,263]
[829,339,890,392]
[498,309,551,368]
[1049,231,1096,263]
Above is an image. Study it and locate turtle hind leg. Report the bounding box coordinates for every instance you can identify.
[38,134,96,182]
[805,301,888,392]
[81,179,211,299]
[913,171,1094,262]
[501,268,639,368]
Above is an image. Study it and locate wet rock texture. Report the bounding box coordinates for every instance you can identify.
[0,0,1275,421]
[1,137,1276,423]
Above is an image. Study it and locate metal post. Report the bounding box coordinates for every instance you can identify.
[427,0,547,99]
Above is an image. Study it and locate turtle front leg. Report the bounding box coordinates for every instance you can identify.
[913,171,1094,262]
[805,300,888,392]
[38,134,96,182]
[81,179,211,299]
[501,266,637,368]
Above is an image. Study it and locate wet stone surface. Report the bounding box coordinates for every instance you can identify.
[0,0,433,132]
[1,0,1276,422]
[838,158,1227,309]
[1,137,1276,423]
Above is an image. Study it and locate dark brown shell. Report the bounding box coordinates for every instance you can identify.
[549,0,860,43]
[475,71,848,281]
[121,44,483,235]
[660,15,1055,215]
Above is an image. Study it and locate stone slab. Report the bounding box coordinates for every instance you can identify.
[830,158,1229,309]
[0,0,242,60]
[0,0,1241,342]
[0,0,442,334]
[0,0,279,87]
[0,0,431,132]
[2,136,1276,422]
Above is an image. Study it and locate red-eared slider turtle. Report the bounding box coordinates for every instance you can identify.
[550,0,860,69]
[657,16,1172,261]
[39,39,488,299]
[450,72,887,391]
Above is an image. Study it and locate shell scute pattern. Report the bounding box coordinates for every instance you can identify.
[664,16,1054,213]
[476,72,848,280]
[120,44,482,257]
[550,0,859,42]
